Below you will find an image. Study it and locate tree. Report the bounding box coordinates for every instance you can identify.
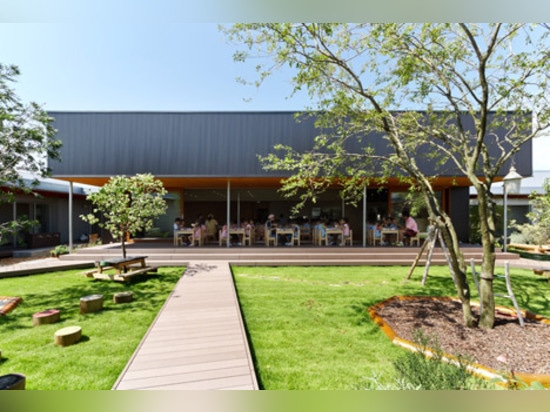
[0,63,61,244]
[81,174,167,258]
[223,23,550,328]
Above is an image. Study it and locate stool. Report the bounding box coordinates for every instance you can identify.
[113,291,133,304]
[32,309,61,326]
[0,373,26,390]
[80,294,104,314]
[54,326,82,347]
[410,232,427,247]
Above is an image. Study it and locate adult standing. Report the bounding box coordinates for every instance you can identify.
[205,213,219,242]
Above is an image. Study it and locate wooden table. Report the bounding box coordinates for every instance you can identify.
[174,228,195,246]
[96,256,148,274]
[276,228,294,246]
[87,255,157,282]
[229,228,246,245]
[381,229,400,244]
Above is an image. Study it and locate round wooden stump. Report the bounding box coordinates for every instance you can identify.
[113,291,133,304]
[54,326,82,347]
[80,294,104,314]
[32,309,61,326]
[0,373,26,390]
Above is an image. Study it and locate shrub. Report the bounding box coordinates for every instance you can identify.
[50,244,69,257]
[391,330,489,390]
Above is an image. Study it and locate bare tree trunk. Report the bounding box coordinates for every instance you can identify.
[422,191,476,327]
[438,218,476,328]
[121,233,127,259]
[477,191,497,328]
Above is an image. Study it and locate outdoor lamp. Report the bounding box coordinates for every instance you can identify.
[502,165,523,253]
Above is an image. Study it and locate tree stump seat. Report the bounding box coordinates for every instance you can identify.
[54,326,82,347]
[113,291,134,304]
[0,373,26,390]
[80,294,104,314]
[32,309,61,326]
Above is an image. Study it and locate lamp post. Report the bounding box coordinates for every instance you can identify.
[502,166,523,253]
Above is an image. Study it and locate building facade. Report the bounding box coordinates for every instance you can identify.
[47,111,533,244]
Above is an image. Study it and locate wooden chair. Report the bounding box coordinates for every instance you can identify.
[190,228,202,247]
[410,232,427,247]
[369,229,383,246]
[243,227,254,246]
[219,229,228,246]
[300,225,312,243]
[265,228,276,246]
[292,227,300,246]
[316,228,329,246]
[342,230,353,246]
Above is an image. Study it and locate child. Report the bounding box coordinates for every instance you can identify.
[339,217,350,246]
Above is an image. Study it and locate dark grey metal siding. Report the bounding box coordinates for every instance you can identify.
[49,112,319,178]
[48,111,533,179]
[449,187,470,243]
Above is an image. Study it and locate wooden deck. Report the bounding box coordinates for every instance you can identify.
[112,261,258,390]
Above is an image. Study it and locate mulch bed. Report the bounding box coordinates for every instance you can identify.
[372,296,550,376]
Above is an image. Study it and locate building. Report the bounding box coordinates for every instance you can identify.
[0,174,97,253]
[46,111,533,245]
[470,169,550,241]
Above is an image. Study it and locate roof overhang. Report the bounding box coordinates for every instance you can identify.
[53,175,473,191]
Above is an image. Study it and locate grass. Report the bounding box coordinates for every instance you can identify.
[2,262,549,390]
[0,267,183,390]
[231,265,550,390]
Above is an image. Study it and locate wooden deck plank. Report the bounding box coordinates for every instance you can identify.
[121,358,250,380]
[124,349,250,372]
[112,261,258,390]
[116,373,255,390]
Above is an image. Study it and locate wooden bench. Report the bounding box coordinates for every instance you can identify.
[83,256,157,282]
[95,256,148,273]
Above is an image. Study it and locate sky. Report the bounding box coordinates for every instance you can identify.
[1,5,550,171]
[0,23,308,112]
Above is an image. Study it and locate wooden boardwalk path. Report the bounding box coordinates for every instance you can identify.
[111,261,259,390]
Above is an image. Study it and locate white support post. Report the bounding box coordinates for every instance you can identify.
[362,185,367,247]
[503,183,508,253]
[69,181,74,253]
[226,181,231,248]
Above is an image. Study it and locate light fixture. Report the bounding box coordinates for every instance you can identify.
[502,165,523,253]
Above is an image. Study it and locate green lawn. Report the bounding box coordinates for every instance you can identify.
[231,265,550,390]
[2,263,548,390]
[0,267,183,390]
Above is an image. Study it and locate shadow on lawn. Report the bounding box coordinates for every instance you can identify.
[374,268,550,319]
[0,269,182,331]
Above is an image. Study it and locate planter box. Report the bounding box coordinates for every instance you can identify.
[25,232,61,249]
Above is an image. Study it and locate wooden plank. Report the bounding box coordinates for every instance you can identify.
[112,262,259,390]
[115,266,158,281]
[89,266,157,281]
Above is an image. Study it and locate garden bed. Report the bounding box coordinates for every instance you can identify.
[370,296,550,387]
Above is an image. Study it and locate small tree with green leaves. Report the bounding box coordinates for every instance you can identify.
[81,174,167,258]
[0,63,61,244]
